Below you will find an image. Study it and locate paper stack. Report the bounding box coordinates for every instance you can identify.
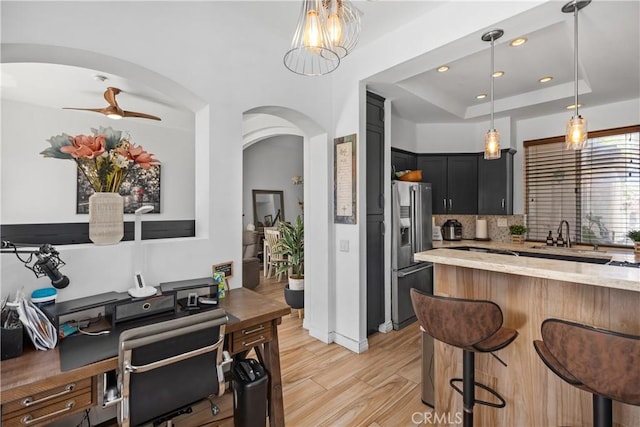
[16,291,57,350]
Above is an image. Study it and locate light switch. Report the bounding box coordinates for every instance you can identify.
[340,240,349,252]
[497,218,508,227]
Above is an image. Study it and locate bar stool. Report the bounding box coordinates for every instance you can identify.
[410,288,518,427]
[533,318,640,427]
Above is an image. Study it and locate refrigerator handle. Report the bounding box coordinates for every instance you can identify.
[410,185,422,254]
[379,221,385,236]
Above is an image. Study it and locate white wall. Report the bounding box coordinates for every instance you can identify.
[414,116,512,153]
[1,99,195,223]
[242,135,304,228]
[389,113,417,152]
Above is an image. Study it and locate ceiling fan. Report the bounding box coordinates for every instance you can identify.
[63,87,161,121]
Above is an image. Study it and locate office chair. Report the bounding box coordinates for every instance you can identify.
[115,309,230,427]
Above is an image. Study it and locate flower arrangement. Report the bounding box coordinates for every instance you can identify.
[40,126,159,193]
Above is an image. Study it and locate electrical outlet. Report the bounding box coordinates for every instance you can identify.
[497,218,508,227]
[340,240,349,252]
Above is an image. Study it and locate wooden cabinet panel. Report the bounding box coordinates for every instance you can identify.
[2,378,94,427]
[447,155,478,214]
[391,149,417,175]
[418,155,447,214]
[366,215,385,335]
[418,155,477,214]
[229,321,273,354]
[478,149,515,214]
[366,125,384,215]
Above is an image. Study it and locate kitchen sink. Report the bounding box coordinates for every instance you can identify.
[449,246,612,265]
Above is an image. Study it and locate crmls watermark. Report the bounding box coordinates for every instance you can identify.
[411,411,463,425]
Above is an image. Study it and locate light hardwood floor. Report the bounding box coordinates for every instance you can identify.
[253,274,432,427]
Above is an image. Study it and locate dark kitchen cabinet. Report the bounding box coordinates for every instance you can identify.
[391,148,417,175]
[478,149,515,215]
[366,93,385,216]
[366,91,385,335]
[418,154,477,214]
[366,215,385,335]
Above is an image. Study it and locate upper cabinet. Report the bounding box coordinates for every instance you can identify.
[366,92,385,215]
[418,155,478,214]
[478,149,515,215]
[391,148,417,176]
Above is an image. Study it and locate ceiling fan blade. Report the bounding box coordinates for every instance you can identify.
[63,107,108,114]
[104,87,121,107]
[123,110,162,121]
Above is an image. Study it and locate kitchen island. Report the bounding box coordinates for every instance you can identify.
[415,240,640,426]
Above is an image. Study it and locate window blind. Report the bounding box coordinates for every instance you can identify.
[524,126,640,246]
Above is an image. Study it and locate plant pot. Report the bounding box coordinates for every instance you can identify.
[288,276,304,291]
[510,234,525,244]
[284,285,304,309]
[89,192,124,245]
[634,242,640,255]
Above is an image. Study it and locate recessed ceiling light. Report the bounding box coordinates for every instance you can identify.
[539,76,553,83]
[476,94,487,99]
[510,37,528,47]
[437,66,450,73]
[492,71,504,78]
[566,103,582,110]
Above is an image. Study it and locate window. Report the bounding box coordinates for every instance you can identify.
[524,125,640,247]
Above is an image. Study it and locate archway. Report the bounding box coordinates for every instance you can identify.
[242,106,335,343]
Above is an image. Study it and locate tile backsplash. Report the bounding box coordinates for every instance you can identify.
[433,215,525,243]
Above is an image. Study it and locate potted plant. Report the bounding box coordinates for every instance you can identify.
[627,230,640,254]
[274,215,304,290]
[509,224,528,244]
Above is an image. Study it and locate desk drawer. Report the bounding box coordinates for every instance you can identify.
[3,378,93,427]
[230,321,272,353]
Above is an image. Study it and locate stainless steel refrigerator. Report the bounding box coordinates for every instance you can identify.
[391,180,434,406]
[391,181,433,329]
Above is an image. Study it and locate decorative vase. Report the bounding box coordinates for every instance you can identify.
[89,192,124,245]
[511,234,525,244]
[288,276,304,291]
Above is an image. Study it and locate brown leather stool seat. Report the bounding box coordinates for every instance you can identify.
[533,318,640,427]
[410,288,518,427]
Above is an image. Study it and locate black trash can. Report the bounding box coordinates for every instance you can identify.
[233,358,268,427]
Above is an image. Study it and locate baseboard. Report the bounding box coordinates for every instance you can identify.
[308,328,335,344]
[378,321,393,333]
[334,333,369,354]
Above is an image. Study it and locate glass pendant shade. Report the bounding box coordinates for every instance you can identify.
[565,115,588,149]
[322,0,362,58]
[563,0,590,150]
[482,29,503,160]
[484,130,501,159]
[284,0,340,76]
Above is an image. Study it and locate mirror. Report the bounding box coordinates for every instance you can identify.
[252,190,284,228]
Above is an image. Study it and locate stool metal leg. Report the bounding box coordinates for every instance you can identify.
[593,394,612,427]
[463,350,475,427]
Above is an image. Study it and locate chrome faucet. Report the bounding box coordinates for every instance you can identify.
[557,220,571,248]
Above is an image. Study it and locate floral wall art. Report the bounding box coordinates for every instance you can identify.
[40,126,161,214]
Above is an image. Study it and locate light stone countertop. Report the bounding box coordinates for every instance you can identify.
[415,240,640,293]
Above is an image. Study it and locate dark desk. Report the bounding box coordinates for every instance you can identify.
[0,288,290,427]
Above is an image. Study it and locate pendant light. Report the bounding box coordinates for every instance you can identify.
[284,0,340,76]
[482,29,504,160]
[322,0,362,58]
[563,0,591,150]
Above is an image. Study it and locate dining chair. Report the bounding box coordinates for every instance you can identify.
[264,228,286,281]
